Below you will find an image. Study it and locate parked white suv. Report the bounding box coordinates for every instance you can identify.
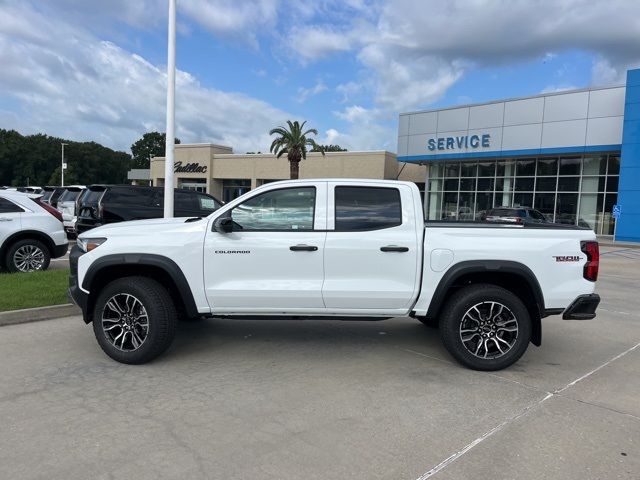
[0,191,68,272]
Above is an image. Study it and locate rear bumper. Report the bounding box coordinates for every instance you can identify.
[563,294,600,320]
[52,242,69,258]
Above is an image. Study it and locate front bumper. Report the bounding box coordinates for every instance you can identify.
[68,245,90,322]
[563,294,600,320]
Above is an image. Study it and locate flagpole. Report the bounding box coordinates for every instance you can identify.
[163,0,176,218]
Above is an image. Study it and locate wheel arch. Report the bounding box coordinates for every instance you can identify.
[82,254,199,324]
[0,230,55,266]
[425,260,545,346]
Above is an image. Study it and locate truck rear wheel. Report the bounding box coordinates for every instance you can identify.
[92,276,177,364]
[439,284,531,371]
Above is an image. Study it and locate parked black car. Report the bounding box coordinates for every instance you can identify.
[482,207,549,224]
[41,186,66,208]
[75,185,223,234]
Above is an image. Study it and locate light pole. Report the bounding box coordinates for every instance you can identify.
[61,143,68,187]
[163,0,176,218]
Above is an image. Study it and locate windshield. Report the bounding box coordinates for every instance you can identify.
[59,189,82,203]
[81,189,106,204]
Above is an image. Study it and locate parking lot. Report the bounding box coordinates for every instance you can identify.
[0,246,638,479]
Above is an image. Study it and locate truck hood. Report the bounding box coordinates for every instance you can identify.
[78,217,208,238]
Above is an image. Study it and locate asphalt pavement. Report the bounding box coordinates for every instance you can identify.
[0,246,638,479]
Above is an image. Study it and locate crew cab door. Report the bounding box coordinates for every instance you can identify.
[322,182,421,313]
[204,182,327,313]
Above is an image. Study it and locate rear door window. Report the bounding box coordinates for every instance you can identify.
[0,197,23,213]
[334,187,402,231]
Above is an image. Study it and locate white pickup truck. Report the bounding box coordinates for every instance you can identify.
[69,179,600,370]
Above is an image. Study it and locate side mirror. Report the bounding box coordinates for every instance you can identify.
[214,216,233,234]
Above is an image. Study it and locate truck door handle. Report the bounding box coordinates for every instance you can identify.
[290,244,318,252]
[380,245,409,252]
[0,218,13,222]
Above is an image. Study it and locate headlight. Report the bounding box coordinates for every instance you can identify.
[77,237,107,252]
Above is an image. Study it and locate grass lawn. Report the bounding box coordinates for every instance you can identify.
[0,268,70,312]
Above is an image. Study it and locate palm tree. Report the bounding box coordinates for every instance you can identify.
[269,120,324,179]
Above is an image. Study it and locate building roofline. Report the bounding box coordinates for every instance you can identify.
[175,143,233,150]
[399,83,626,117]
[212,150,396,157]
[152,150,398,160]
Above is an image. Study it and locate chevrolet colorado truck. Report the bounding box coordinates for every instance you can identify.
[69,179,600,370]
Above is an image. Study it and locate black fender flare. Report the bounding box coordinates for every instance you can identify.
[82,253,199,321]
[425,260,546,346]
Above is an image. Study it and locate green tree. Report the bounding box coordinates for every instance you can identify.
[269,121,324,179]
[312,144,347,152]
[0,129,132,186]
[130,132,181,169]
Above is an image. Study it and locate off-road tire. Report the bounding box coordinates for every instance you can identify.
[92,276,177,364]
[439,284,532,371]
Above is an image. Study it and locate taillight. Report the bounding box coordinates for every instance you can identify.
[33,197,63,222]
[581,241,599,282]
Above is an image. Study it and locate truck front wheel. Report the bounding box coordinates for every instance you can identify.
[439,284,531,371]
[92,276,177,364]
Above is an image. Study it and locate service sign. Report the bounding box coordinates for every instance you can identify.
[427,133,491,152]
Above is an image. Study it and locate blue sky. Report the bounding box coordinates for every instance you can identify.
[1,0,639,154]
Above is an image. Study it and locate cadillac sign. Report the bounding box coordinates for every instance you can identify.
[174,161,207,173]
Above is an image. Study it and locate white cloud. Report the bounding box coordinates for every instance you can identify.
[590,58,637,86]
[336,81,365,103]
[0,2,291,153]
[180,0,279,48]
[334,105,375,123]
[296,80,328,103]
[287,26,354,61]
[540,84,579,94]
[285,0,640,114]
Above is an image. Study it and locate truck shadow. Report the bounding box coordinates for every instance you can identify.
[169,316,450,363]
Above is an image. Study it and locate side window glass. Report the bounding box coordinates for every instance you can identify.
[335,187,402,231]
[231,187,315,231]
[0,197,23,213]
[198,195,221,212]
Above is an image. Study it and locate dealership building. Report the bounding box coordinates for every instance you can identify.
[398,68,640,242]
[148,146,426,203]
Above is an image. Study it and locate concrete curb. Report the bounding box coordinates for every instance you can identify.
[0,304,81,327]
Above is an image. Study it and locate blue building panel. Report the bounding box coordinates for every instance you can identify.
[616,68,640,242]
[626,68,640,87]
[399,144,620,163]
[624,85,640,105]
